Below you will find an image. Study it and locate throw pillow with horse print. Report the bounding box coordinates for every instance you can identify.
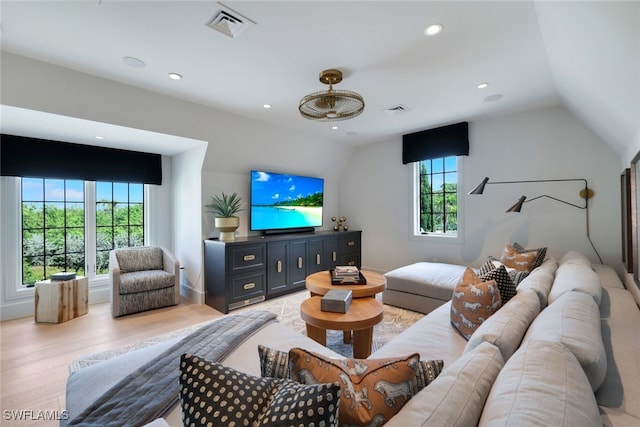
[451,267,502,340]
[288,348,420,426]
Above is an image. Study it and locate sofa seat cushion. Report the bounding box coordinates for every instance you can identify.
[478,340,602,427]
[384,342,504,427]
[115,246,164,273]
[597,286,640,420]
[522,291,607,391]
[369,301,467,367]
[464,289,540,362]
[119,270,175,294]
[384,262,467,302]
[549,262,602,305]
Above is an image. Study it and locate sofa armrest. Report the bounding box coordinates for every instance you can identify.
[160,247,180,303]
[109,250,121,316]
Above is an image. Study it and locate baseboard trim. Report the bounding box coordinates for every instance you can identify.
[1,287,110,321]
[181,284,205,304]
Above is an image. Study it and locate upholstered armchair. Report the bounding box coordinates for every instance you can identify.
[109,246,180,317]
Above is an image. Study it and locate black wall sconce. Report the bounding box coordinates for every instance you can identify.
[468,177,602,263]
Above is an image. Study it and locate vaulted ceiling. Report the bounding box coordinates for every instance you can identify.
[1,1,638,157]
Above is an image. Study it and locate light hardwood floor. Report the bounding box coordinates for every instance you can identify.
[0,298,223,427]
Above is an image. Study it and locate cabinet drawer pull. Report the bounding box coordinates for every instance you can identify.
[277,260,282,273]
[316,254,321,265]
[243,254,256,261]
[347,241,355,246]
[243,282,256,290]
[298,257,303,269]
[332,251,337,262]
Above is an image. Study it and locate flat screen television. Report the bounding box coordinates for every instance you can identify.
[250,170,324,233]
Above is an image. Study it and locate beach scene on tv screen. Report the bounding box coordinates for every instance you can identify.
[251,171,323,230]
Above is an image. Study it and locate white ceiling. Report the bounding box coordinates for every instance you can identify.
[0,1,638,156]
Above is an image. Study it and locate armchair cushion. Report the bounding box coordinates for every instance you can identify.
[115,246,164,273]
[119,270,176,294]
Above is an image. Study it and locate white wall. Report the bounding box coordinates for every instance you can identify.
[342,105,622,271]
[0,52,628,318]
[0,52,354,313]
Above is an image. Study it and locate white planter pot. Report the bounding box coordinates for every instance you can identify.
[215,217,240,241]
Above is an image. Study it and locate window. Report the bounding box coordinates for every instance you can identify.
[96,182,144,274]
[415,156,460,237]
[20,178,144,285]
[22,178,85,285]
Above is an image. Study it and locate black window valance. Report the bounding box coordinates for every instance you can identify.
[402,121,469,164]
[0,134,162,185]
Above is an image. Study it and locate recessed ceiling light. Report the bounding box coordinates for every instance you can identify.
[263,104,272,109]
[168,73,182,80]
[95,136,104,140]
[122,56,145,68]
[484,94,503,102]
[477,83,489,89]
[331,126,339,130]
[424,24,443,36]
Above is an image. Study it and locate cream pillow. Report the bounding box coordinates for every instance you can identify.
[479,340,602,427]
[384,342,504,427]
[464,289,540,362]
[522,291,606,391]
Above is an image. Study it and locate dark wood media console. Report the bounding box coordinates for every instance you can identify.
[203,230,362,313]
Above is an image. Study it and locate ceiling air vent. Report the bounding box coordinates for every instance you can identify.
[383,104,411,115]
[206,3,256,39]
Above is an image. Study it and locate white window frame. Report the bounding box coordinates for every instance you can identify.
[1,177,149,302]
[409,156,464,244]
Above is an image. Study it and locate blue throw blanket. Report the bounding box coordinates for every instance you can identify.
[68,310,277,426]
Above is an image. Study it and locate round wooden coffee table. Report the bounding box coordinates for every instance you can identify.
[305,270,386,298]
[300,296,384,358]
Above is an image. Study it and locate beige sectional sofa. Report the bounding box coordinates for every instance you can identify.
[65,251,640,426]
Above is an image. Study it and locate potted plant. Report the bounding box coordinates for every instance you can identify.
[205,192,244,241]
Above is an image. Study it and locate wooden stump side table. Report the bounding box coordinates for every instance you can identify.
[300,296,384,358]
[35,276,88,323]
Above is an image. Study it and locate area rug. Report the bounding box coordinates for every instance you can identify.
[70,291,424,372]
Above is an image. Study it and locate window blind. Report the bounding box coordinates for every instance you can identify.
[402,121,469,164]
[0,134,162,184]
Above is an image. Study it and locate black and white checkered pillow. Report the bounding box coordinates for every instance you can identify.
[479,264,517,304]
[179,353,340,427]
[480,257,529,286]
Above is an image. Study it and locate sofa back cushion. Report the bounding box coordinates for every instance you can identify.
[522,291,607,391]
[478,340,602,427]
[384,342,504,427]
[115,246,164,273]
[515,257,557,308]
[450,268,501,340]
[464,289,540,362]
[548,262,602,305]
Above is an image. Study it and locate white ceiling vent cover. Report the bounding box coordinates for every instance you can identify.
[207,3,256,39]
[383,104,411,114]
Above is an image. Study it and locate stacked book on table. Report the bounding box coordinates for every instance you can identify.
[330,266,366,285]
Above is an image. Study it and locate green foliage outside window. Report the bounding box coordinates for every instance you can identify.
[419,157,458,234]
[21,178,144,285]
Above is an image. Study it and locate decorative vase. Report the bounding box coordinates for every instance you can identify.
[215,217,239,241]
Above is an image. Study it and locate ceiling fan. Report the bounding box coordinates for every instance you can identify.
[298,69,365,121]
